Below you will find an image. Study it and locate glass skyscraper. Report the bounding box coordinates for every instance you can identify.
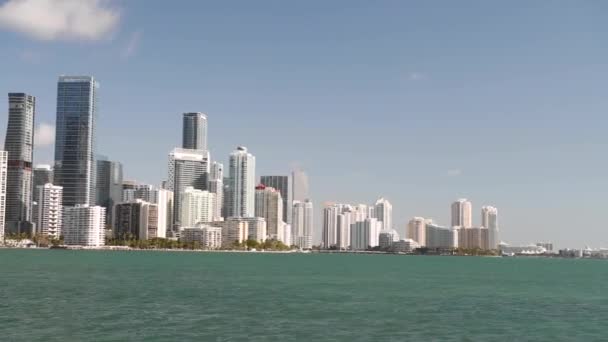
[54,76,98,207]
[96,158,123,224]
[4,93,35,234]
[260,175,290,224]
[182,112,208,151]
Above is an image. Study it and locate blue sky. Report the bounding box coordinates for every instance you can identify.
[1,0,607,248]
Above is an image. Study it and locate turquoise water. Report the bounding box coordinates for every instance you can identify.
[1,249,606,341]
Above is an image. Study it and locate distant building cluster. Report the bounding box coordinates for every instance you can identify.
[0,76,310,248]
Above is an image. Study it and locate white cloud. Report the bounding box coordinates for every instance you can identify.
[408,72,427,81]
[0,0,120,41]
[35,123,55,147]
[121,30,142,59]
[447,169,462,177]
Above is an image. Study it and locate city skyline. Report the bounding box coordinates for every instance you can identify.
[1,1,607,248]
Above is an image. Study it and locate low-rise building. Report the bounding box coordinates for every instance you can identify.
[180,224,222,249]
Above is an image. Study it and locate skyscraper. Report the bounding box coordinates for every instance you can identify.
[0,151,7,240]
[292,199,313,249]
[35,184,63,238]
[96,159,123,225]
[374,197,392,231]
[291,168,309,202]
[228,146,255,217]
[179,186,215,227]
[407,217,426,247]
[4,93,35,234]
[322,203,340,248]
[54,76,98,206]
[114,200,159,240]
[260,175,290,224]
[481,206,499,249]
[33,164,53,189]
[254,184,283,240]
[350,218,381,250]
[451,198,472,228]
[182,112,208,151]
[208,161,224,221]
[167,148,210,228]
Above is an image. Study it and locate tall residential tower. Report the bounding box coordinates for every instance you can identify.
[228,146,255,217]
[182,112,208,151]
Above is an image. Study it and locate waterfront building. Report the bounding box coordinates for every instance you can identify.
[500,243,547,255]
[182,112,207,151]
[212,218,248,246]
[392,239,420,253]
[35,183,62,238]
[240,217,267,242]
[167,148,210,227]
[208,161,224,221]
[155,188,173,238]
[292,199,313,249]
[260,175,290,224]
[33,164,53,189]
[114,200,159,240]
[4,93,35,234]
[407,217,426,247]
[425,222,458,249]
[63,205,105,246]
[481,206,499,249]
[0,151,7,240]
[322,203,340,248]
[96,159,123,224]
[180,224,222,249]
[279,222,291,246]
[536,242,554,252]
[374,198,392,230]
[179,187,215,227]
[350,218,381,251]
[337,207,353,249]
[451,198,472,228]
[458,227,489,250]
[228,146,255,217]
[54,76,98,207]
[254,184,283,240]
[379,229,400,249]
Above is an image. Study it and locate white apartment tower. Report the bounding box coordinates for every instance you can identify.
[254,184,283,240]
[407,217,427,247]
[35,183,63,238]
[350,217,381,251]
[179,186,215,227]
[208,161,224,221]
[374,198,393,231]
[0,151,7,240]
[292,199,313,249]
[229,146,255,217]
[481,206,499,249]
[451,198,472,228]
[63,205,105,246]
[322,203,340,248]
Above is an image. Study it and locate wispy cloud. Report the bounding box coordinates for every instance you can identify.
[0,0,120,41]
[121,30,142,59]
[408,72,427,81]
[447,169,462,177]
[35,122,55,147]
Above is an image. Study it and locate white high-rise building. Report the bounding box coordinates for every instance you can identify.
[407,217,427,247]
[167,148,210,227]
[425,222,458,249]
[278,222,291,246]
[322,203,340,248]
[337,208,353,249]
[240,217,267,242]
[63,205,105,246]
[228,146,255,217]
[350,217,381,251]
[180,186,215,227]
[481,206,498,249]
[0,151,7,241]
[292,199,313,249]
[254,184,283,240]
[451,198,472,228]
[154,188,173,238]
[208,161,224,221]
[379,229,400,249]
[212,218,248,246]
[35,183,63,238]
[374,198,392,231]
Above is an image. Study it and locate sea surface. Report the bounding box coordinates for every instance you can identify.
[0,249,606,341]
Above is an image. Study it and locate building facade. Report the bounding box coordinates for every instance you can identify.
[407,217,427,247]
[350,218,381,251]
[179,186,215,227]
[212,218,248,247]
[182,112,208,151]
[0,151,7,240]
[374,198,392,231]
[167,148,210,227]
[54,76,98,207]
[208,161,223,221]
[33,165,53,188]
[292,199,313,249]
[481,206,499,249]
[228,146,255,217]
[255,184,283,240]
[260,175,290,224]
[379,229,400,249]
[451,199,472,228]
[96,159,123,225]
[63,205,105,246]
[114,200,159,240]
[4,93,36,234]
[35,184,63,238]
[180,225,222,249]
